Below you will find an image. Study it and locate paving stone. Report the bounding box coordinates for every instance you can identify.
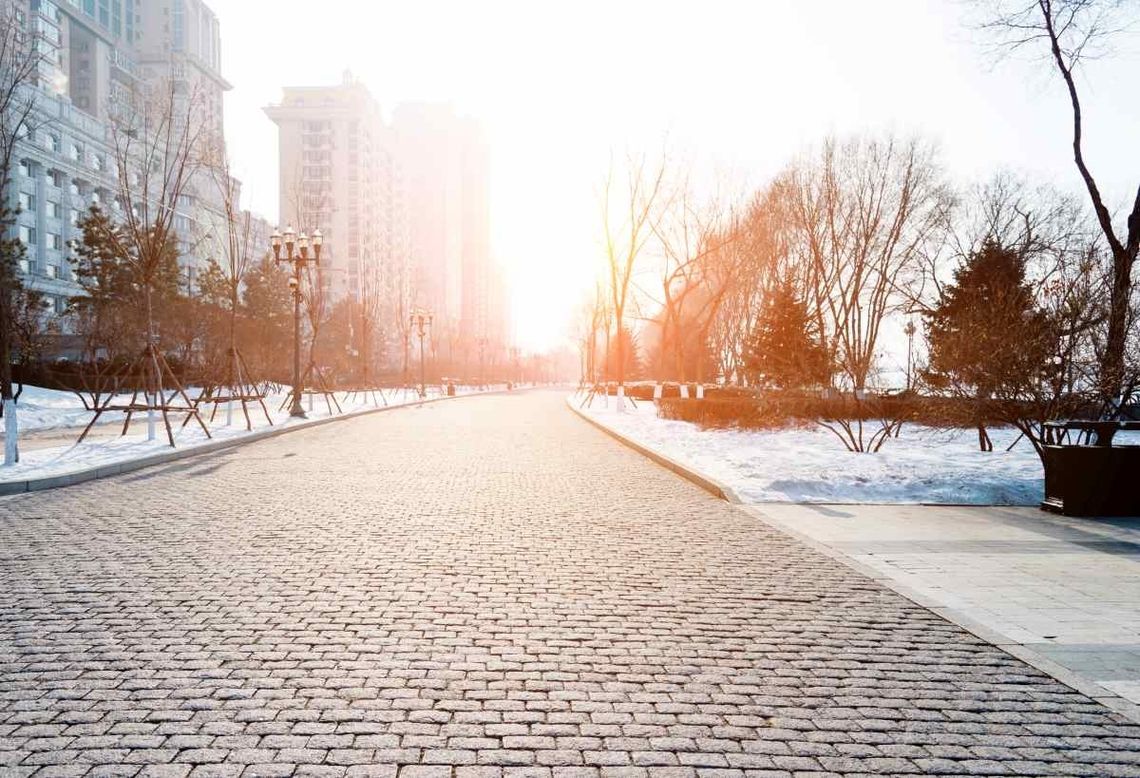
[0,393,1138,778]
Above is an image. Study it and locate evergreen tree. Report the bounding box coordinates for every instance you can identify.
[745,279,830,390]
[69,206,143,362]
[924,241,1056,451]
[240,256,292,381]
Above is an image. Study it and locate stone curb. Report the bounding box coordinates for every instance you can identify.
[0,388,524,497]
[747,504,1140,725]
[565,394,742,504]
[565,392,1140,725]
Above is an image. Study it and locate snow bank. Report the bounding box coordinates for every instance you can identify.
[0,385,479,484]
[574,394,1043,505]
[6,386,128,432]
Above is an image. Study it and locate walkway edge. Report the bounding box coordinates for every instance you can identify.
[565,394,742,504]
[747,504,1140,725]
[0,390,514,497]
[565,393,1140,725]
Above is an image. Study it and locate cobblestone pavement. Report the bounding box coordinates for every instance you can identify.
[2,391,1140,778]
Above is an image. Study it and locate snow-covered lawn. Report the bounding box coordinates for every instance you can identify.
[5,385,129,432]
[0,384,507,485]
[574,394,1044,505]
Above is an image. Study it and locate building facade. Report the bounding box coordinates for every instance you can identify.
[3,0,235,320]
[391,102,508,361]
[265,75,400,304]
[266,85,511,372]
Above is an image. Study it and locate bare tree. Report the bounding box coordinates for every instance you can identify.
[788,135,950,393]
[601,150,667,410]
[81,79,210,445]
[356,255,385,396]
[978,0,1140,400]
[0,2,43,464]
[198,148,271,428]
[650,177,733,386]
[708,185,793,384]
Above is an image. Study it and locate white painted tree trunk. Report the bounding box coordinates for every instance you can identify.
[146,396,156,441]
[4,398,18,465]
[653,383,663,400]
[680,384,690,399]
[696,384,705,399]
[226,399,234,427]
[616,385,626,412]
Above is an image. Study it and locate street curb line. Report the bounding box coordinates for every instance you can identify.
[0,389,522,497]
[746,505,1140,725]
[565,393,1140,725]
[565,394,742,504]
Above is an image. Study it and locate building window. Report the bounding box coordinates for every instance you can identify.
[54,295,67,314]
[49,169,64,188]
[69,143,81,161]
[19,226,36,246]
[44,133,61,153]
[172,0,184,51]
[17,192,36,213]
[44,264,57,278]
[46,201,61,219]
[17,159,31,178]
[47,233,63,251]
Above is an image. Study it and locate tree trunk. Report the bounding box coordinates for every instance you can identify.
[1102,247,1133,402]
[0,279,17,464]
[145,285,157,442]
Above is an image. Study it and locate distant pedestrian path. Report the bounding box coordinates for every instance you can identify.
[1,391,1138,776]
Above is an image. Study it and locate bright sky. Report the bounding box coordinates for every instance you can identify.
[215,0,1139,353]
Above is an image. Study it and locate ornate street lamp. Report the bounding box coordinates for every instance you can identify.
[271,224,322,418]
[410,310,433,399]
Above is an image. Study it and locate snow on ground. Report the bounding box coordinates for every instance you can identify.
[0,385,509,484]
[5,385,128,432]
[574,394,1044,505]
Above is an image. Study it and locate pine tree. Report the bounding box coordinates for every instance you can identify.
[924,241,1055,451]
[745,279,830,390]
[240,256,292,380]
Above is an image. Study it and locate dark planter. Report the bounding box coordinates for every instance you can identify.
[1041,444,1140,516]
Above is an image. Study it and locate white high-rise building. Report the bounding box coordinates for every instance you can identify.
[3,0,237,321]
[393,103,507,352]
[266,81,508,366]
[265,74,404,304]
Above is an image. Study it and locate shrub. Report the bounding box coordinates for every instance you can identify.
[658,396,808,430]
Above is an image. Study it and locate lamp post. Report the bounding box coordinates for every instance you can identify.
[904,320,916,392]
[410,310,432,398]
[270,224,322,418]
[510,346,520,389]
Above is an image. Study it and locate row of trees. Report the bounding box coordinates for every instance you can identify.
[579,0,1139,457]
[0,2,525,458]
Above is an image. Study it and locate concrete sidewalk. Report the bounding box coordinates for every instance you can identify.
[753,503,1140,719]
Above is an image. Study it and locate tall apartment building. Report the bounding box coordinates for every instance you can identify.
[266,81,509,363]
[265,75,403,303]
[3,0,233,319]
[392,103,507,352]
